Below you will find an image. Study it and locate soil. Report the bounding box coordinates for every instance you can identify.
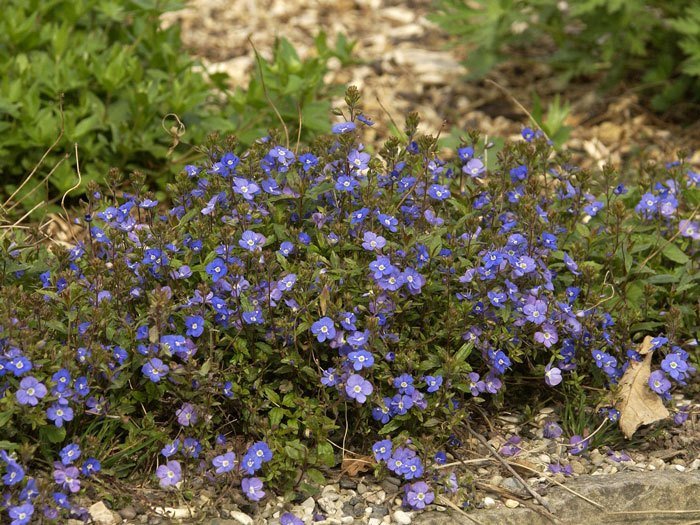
[161,0,700,171]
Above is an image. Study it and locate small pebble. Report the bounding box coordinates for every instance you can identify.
[229,511,253,525]
[393,510,412,524]
[340,478,358,490]
[674,465,686,472]
[505,499,519,508]
[482,497,496,509]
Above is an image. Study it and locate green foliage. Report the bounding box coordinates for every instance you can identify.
[0,0,353,213]
[429,0,700,111]
[0,96,696,513]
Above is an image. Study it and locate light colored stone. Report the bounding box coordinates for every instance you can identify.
[301,496,316,514]
[341,517,354,524]
[690,459,700,470]
[393,510,412,524]
[229,511,253,525]
[674,465,686,472]
[369,519,382,525]
[483,496,496,509]
[88,503,118,525]
[318,496,340,514]
[363,489,386,505]
[154,507,195,519]
[504,499,519,508]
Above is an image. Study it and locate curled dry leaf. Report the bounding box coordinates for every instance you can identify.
[340,455,375,477]
[615,336,669,438]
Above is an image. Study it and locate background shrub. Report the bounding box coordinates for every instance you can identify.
[0,0,353,213]
[429,0,700,113]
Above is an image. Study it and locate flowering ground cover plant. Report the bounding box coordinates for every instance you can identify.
[0,88,697,522]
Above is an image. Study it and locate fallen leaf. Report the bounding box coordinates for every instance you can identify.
[615,336,669,438]
[340,455,374,477]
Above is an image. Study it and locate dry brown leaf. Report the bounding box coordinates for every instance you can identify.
[340,455,374,477]
[615,336,670,438]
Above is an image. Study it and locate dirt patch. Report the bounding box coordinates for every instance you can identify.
[162,0,700,170]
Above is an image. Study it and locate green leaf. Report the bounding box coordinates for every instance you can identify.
[306,468,326,484]
[661,244,690,264]
[40,425,66,444]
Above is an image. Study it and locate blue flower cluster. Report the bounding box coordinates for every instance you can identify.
[0,102,696,521]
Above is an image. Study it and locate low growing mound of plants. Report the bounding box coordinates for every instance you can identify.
[0,89,697,523]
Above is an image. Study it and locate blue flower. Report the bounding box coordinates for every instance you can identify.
[278,241,294,257]
[377,212,398,232]
[424,375,443,393]
[332,121,356,134]
[205,258,227,282]
[372,439,393,462]
[348,350,374,371]
[311,317,336,343]
[185,315,204,338]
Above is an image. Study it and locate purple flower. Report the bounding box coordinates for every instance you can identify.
[535,323,558,348]
[569,435,588,455]
[543,420,563,439]
[239,230,266,252]
[679,220,699,240]
[311,317,336,343]
[345,374,373,403]
[205,258,227,282]
[468,372,485,396]
[464,158,485,178]
[8,503,34,525]
[635,192,658,217]
[53,464,81,493]
[232,177,260,200]
[15,376,47,406]
[161,439,180,458]
[46,403,74,427]
[348,149,371,172]
[362,231,386,251]
[281,512,304,525]
[544,364,562,386]
[648,370,671,394]
[212,452,236,474]
[607,450,631,463]
[142,358,169,382]
[321,368,338,387]
[242,477,265,501]
[176,403,198,426]
[523,299,547,324]
[661,353,688,381]
[156,460,182,488]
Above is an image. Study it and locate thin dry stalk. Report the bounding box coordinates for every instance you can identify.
[249,37,290,150]
[3,95,65,210]
[465,423,552,511]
